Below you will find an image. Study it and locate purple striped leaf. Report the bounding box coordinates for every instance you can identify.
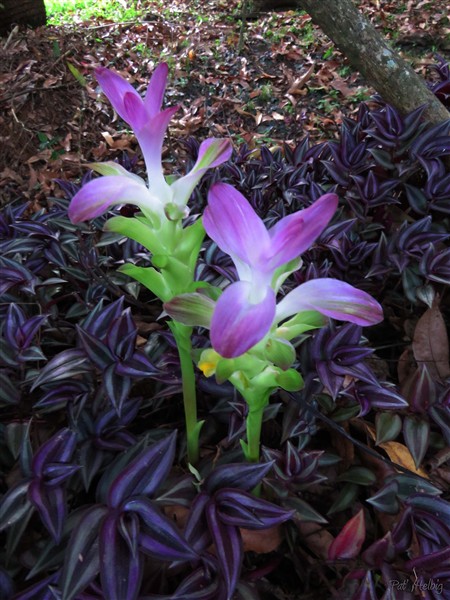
[103,363,131,413]
[204,461,273,494]
[206,503,243,600]
[12,572,60,600]
[31,429,77,478]
[77,326,115,369]
[215,488,294,529]
[31,349,90,390]
[406,494,450,527]
[183,491,212,553]
[352,571,377,600]
[61,505,108,600]
[0,480,33,531]
[108,308,136,361]
[28,481,66,544]
[81,297,124,337]
[124,497,197,561]
[107,431,177,507]
[42,464,80,487]
[4,303,47,351]
[405,545,450,571]
[114,350,159,377]
[99,512,143,600]
[362,532,396,567]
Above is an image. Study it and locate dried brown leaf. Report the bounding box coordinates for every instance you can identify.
[287,63,315,95]
[234,106,254,118]
[365,424,429,478]
[378,441,429,478]
[412,303,450,379]
[241,526,282,553]
[330,76,356,98]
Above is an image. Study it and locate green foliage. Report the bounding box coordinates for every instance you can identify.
[259,83,273,102]
[44,0,144,25]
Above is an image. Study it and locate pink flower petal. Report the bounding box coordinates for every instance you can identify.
[135,106,179,202]
[211,281,276,358]
[171,139,232,207]
[144,62,169,117]
[95,67,146,129]
[194,138,233,170]
[204,183,271,267]
[268,194,338,269]
[68,176,158,223]
[123,91,148,130]
[276,279,383,326]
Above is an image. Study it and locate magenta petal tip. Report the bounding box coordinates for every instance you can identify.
[211,282,276,358]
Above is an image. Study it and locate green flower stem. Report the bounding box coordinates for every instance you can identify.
[106,213,207,464]
[241,389,271,463]
[245,405,265,463]
[170,321,203,465]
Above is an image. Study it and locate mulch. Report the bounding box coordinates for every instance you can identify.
[0,0,448,206]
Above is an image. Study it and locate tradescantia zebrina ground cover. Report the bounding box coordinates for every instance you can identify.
[0,57,449,600]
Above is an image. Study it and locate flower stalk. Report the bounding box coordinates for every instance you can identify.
[68,63,231,464]
[166,184,384,461]
[169,321,203,465]
[69,62,383,467]
[241,390,270,463]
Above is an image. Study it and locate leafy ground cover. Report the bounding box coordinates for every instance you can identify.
[1,0,448,205]
[0,1,450,599]
[45,0,146,25]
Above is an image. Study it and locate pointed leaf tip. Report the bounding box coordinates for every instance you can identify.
[328,509,366,560]
[107,431,177,507]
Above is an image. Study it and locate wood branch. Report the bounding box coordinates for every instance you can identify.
[297,0,449,125]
